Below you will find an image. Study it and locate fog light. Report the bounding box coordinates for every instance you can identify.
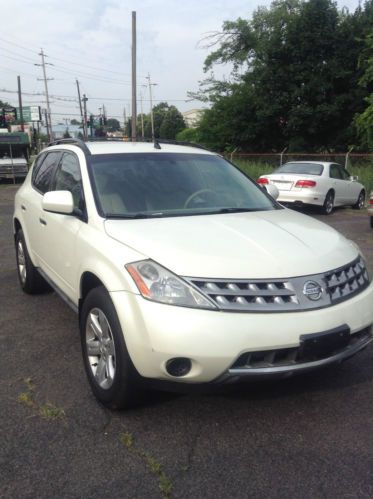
[166,358,192,377]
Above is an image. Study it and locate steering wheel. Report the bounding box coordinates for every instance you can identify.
[184,189,219,208]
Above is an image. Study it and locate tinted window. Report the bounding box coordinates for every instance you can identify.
[90,153,278,218]
[274,163,324,175]
[54,153,84,211]
[31,152,47,183]
[340,167,350,180]
[33,152,61,194]
[330,164,342,179]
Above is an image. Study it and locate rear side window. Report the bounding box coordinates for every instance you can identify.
[33,151,61,194]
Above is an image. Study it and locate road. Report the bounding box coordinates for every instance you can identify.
[1,183,373,498]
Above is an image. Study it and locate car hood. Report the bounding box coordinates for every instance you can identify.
[104,209,357,279]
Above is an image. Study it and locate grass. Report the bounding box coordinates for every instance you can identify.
[233,159,373,195]
[119,431,173,499]
[18,378,65,420]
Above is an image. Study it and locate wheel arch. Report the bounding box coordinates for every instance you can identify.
[13,217,22,238]
[79,271,105,313]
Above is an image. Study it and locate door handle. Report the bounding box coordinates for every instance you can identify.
[39,218,47,226]
[21,205,26,211]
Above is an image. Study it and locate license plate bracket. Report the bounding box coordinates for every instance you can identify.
[299,325,350,360]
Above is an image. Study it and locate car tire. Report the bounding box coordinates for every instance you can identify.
[80,286,141,410]
[15,229,49,294]
[370,217,373,229]
[322,191,334,215]
[353,190,365,210]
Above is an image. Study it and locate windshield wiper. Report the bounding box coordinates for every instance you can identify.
[105,213,152,219]
[215,207,259,214]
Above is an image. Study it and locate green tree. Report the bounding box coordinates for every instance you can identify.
[106,118,120,132]
[176,127,200,142]
[354,27,373,150]
[194,0,372,152]
[63,129,71,138]
[70,119,81,125]
[159,106,185,139]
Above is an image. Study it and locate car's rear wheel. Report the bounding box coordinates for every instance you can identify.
[80,286,141,409]
[322,191,334,215]
[353,190,365,210]
[15,229,48,294]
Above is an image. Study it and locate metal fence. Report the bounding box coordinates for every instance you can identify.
[228,152,373,169]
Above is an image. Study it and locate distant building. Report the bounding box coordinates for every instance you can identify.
[182,109,204,128]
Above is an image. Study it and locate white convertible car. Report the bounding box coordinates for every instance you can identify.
[257,161,366,215]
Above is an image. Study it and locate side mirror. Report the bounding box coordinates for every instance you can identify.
[349,175,358,182]
[265,184,279,200]
[42,190,74,215]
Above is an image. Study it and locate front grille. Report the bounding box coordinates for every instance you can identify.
[189,278,300,312]
[185,256,369,312]
[230,327,372,369]
[325,258,369,304]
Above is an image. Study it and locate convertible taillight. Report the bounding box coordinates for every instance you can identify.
[369,198,373,205]
[257,177,269,185]
[295,180,316,188]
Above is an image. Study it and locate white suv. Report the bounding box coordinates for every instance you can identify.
[13,139,373,409]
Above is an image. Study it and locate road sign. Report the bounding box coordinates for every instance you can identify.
[15,106,41,123]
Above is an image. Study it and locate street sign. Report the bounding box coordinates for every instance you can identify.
[15,106,41,123]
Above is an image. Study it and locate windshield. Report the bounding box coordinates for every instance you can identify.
[90,153,279,218]
[274,162,324,175]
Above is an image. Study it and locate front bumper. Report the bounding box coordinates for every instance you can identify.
[110,280,373,384]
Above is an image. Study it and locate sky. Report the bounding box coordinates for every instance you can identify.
[0,0,363,126]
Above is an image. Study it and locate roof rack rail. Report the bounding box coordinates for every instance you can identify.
[155,139,211,152]
[48,138,91,155]
[48,136,212,154]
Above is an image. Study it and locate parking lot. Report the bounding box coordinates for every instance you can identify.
[1,183,373,499]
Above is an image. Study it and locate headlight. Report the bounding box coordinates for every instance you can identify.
[126,260,217,309]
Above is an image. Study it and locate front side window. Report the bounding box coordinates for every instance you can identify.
[33,151,61,194]
[90,153,279,218]
[54,152,84,211]
[339,167,350,180]
[330,165,342,179]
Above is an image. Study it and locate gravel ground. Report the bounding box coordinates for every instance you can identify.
[1,183,373,499]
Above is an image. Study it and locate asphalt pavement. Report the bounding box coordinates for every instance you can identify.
[1,183,373,499]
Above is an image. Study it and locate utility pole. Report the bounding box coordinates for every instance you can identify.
[17,76,24,132]
[82,94,88,139]
[35,49,53,142]
[146,73,157,140]
[140,85,146,140]
[131,11,137,142]
[76,79,86,139]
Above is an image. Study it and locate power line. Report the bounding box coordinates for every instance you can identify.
[0,36,147,78]
[0,88,190,103]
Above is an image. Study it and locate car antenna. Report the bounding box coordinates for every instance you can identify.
[154,139,161,150]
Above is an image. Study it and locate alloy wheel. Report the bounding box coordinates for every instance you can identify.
[85,308,116,389]
[325,193,334,214]
[17,241,27,285]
